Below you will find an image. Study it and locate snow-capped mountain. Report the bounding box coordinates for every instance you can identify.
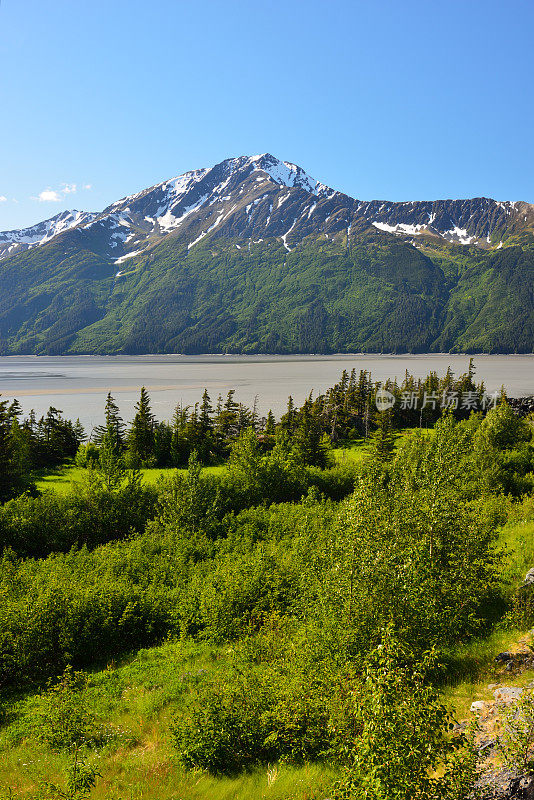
[0,209,97,260]
[73,154,346,266]
[0,153,532,357]
[1,154,533,265]
[363,198,534,246]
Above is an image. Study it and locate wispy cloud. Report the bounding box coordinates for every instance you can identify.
[0,196,7,203]
[37,189,63,202]
[34,182,92,202]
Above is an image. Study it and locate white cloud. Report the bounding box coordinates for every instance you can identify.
[83,183,92,190]
[0,196,7,203]
[37,189,63,202]
[34,182,82,202]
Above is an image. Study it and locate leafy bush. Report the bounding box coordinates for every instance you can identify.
[496,688,534,776]
[171,623,331,773]
[329,630,478,800]
[32,667,100,750]
[0,475,157,557]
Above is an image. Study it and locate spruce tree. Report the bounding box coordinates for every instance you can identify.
[127,387,156,467]
[93,393,124,451]
[215,390,239,442]
[171,403,190,466]
[0,400,21,502]
[199,390,213,435]
[280,395,296,433]
[7,399,23,423]
[292,398,329,467]
[264,410,276,436]
[73,419,86,447]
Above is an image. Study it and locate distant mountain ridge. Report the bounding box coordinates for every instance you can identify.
[0,154,532,355]
[3,154,533,262]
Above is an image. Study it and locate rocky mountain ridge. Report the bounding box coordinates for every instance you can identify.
[2,154,533,264]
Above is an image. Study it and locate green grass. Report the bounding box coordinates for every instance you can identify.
[499,496,534,593]
[332,426,431,466]
[32,428,432,495]
[441,496,534,720]
[0,641,336,799]
[31,465,88,494]
[32,464,225,495]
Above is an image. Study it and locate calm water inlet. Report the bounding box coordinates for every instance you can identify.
[0,354,532,436]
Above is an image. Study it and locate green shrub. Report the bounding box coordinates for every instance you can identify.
[171,655,330,773]
[32,667,100,750]
[0,477,157,557]
[329,630,478,800]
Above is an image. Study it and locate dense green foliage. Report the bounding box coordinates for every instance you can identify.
[0,369,533,798]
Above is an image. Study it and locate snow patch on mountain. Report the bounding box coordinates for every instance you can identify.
[445,227,475,244]
[249,154,335,197]
[0,210,96,248]
[114,249,144,265]
[373,221,428,236]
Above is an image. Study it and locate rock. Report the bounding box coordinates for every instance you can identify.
[478,737,496,754]
[494,687,524,704]
[489,684,501,691]
[524,569,534,586]
[496,652,514,663]
[471,700,487,714]
[475,769,534,799]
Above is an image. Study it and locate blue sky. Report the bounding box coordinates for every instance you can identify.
[1,0,533,230]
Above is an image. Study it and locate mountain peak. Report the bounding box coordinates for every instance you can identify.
[226,153,335,197]
[2,156,533,265]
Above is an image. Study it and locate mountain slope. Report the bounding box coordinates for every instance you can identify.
[0,210,97,260]
[0,154,532,355]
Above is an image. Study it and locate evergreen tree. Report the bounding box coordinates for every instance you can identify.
[0,399,23,502]
[10,417,33,485]
[92,393,124,450]
[127,387,156,467]
[264,410,276,436]
[154,422,173,466]
[292,398,330,467]
[237,403,252,434]
[7,399,23,424]
[280,395,296,433]
[194,389,216,461]
[73,419,87,447]
[199,389,213,436]
[215,389,239,444]
[251,395,259,431]
[171,403,190,466]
